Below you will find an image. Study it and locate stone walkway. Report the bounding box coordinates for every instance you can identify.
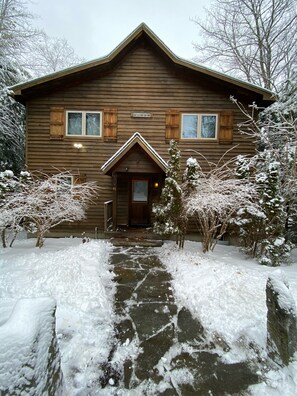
[107,246,259,395]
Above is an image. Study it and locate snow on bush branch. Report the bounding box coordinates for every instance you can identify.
[231,92,297,265]
[185,158,257,253]
[153,141,257,253]
[0,170,100,248]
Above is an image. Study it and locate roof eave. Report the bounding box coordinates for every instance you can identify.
[11,22,274,102]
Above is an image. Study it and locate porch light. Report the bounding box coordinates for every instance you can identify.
[73,143,83,149]
[154,182,159,189]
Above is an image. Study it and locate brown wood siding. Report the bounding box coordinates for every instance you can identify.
[25,44,257,232]
[113,147,162,174]
[117,173,129,226]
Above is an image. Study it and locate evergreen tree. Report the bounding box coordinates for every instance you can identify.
[233,76,297,265]
[235,153,292,266]
[182,157,200,195]
[235,155,266,258]
[0,61,26,173]
[257,157,291,265]
[153,140,184,246]
[178,157,201,248]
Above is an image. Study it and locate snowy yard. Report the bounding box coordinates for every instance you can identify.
[1,237,297,394]
[159,241,297,395]
[0,237,115,394]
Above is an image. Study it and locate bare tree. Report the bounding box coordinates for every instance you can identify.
[28,33,85,77]
[0,0,41,63]
[193,0,297,93]
[0,0,83,76]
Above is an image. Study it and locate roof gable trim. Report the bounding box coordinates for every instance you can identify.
[101,132,168,174]
[12,23,273,101]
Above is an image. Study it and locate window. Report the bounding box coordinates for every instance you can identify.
[181,114,218,139]
[53,174,73,195]
[132,180,148,202]
[66,111,102,136]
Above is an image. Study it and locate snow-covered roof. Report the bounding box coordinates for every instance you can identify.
[101,132,168,175]
[12,23,274,102]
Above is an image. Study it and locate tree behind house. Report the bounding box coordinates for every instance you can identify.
[193,0,297,93]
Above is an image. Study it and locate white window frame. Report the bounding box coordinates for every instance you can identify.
[181,113,218,140]
[52,174,74,197]
[66,110,102,137]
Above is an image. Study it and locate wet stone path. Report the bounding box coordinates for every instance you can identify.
[108,246,259,395]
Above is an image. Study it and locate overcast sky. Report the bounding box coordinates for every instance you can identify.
[29,0,209,63]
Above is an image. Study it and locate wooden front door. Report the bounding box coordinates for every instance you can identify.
[130,178,150,226]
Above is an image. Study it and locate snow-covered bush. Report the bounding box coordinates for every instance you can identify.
[182,157,200,195]
[235,154,292,266]
[1,171,99,248]
[186,160,257,253]
[0,170,31,247]
[232,89,297,265]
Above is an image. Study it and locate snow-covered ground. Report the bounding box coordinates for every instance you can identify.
[1,237,297,394]
[158,241,297,395]
[0,237,115,394]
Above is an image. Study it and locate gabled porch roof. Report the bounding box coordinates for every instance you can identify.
[101,132,168,175]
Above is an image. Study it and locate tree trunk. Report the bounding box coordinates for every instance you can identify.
[36,231,44,248]
[1,229,7,248]
[9,231,18,247]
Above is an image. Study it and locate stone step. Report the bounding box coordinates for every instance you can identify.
[110,237,163,247]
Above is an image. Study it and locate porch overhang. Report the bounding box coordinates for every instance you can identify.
[101,132,168,175]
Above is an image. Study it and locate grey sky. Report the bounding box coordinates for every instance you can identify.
[30,0,209,62]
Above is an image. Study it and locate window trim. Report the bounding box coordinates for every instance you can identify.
[181,113,218,140]
[66,110,102,137]
[53,174,74,197]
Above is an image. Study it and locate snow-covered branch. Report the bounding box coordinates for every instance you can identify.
[185,161,257,253]
[1,171,100,247]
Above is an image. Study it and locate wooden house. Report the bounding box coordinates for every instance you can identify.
[12,23,273,236]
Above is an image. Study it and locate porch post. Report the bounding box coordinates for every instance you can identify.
[112,171,117,230]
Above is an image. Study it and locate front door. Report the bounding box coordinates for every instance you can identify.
[130,178,150,227]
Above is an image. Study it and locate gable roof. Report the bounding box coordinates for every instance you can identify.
[101,132,168,175]
[12,23,273,102]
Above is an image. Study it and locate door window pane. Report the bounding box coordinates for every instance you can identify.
[132,180,148,202]
[201,115,216,138]
[182,115,198,138]
[86,113,100,136]
[68,113,82,135]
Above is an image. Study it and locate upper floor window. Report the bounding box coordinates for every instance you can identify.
[181,114,218,139]
[66,111,102,137]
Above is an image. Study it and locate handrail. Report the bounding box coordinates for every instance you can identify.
[104,200,113,231]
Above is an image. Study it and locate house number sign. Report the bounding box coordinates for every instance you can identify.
[131,112,152,118]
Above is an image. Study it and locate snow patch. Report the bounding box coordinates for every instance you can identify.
[0,297,63,395]
[0,238,115,394]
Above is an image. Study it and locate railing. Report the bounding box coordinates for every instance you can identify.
[104,200,113,232]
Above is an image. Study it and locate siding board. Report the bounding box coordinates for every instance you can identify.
[26,44,257,232]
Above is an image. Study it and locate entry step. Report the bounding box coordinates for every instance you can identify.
[110,238,163,247]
